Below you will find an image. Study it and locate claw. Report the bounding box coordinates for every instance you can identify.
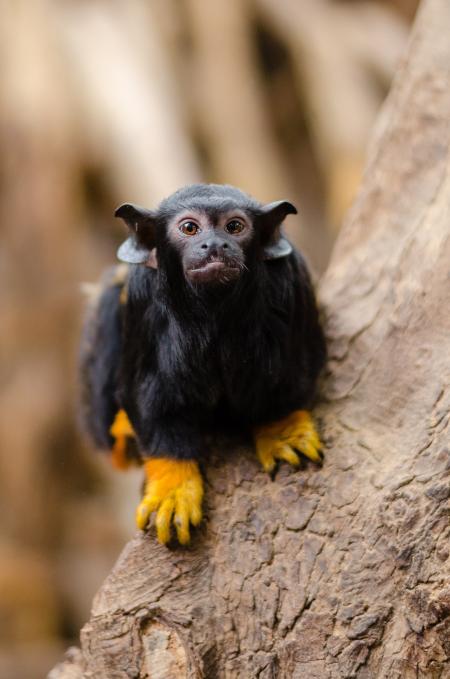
[136,459,204,545]
[254,410,323,473]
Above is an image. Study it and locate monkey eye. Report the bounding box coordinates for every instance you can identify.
[180,221,200,236]
[225,219,245,235]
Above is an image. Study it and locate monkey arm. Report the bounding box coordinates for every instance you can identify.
[126,411,207,544]
[251,253,325,473]
[104,400,205,544]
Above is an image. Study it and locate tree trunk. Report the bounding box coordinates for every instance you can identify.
[49,0,450,676]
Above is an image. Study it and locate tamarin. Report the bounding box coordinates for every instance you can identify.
[79,183,326,545]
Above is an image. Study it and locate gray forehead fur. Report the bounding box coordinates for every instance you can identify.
[157,184,261,220]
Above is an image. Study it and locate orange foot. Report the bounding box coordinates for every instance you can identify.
[109,409,137,470]
[254,410,323,473]
[136,459,204,545]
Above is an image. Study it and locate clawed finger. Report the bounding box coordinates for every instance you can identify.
[174,497,191,545]
[275,444,300,467]
[136,493,160,530]
[293,439,322,464]
[156,496,176,544]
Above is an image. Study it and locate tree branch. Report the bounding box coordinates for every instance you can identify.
[50,1,450,676]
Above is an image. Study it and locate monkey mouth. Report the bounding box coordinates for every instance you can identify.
[186,259,241,284]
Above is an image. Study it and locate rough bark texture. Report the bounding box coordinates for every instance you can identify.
[50,0,450,676]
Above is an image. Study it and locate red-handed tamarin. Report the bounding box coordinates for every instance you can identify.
[79,184,326,545]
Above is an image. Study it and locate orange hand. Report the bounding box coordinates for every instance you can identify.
[254,410,323,473]
[136,459,204,545]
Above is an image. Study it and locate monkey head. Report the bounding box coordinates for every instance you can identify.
[115,184,297,286]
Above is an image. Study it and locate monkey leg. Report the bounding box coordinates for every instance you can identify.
[109,409,137,470]
[136,459,204,545]
[254,410,323,473]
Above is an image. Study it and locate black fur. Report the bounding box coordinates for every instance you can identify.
[79,268,124,450]
[81,184,326,461]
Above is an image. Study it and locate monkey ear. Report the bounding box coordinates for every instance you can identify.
[259,200,297,260]
[115,203,157,264]
[263,236,293,260]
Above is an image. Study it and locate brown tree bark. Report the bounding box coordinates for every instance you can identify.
[49,0,450,676]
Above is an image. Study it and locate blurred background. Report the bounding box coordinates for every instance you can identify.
[0,0,419,676]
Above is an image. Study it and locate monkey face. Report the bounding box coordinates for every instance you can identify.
[166,209,252,285]
[115,184,297,287]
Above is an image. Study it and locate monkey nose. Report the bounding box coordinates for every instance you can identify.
[200,240,229,256]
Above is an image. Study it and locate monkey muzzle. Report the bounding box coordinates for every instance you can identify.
[186,256,241,284]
